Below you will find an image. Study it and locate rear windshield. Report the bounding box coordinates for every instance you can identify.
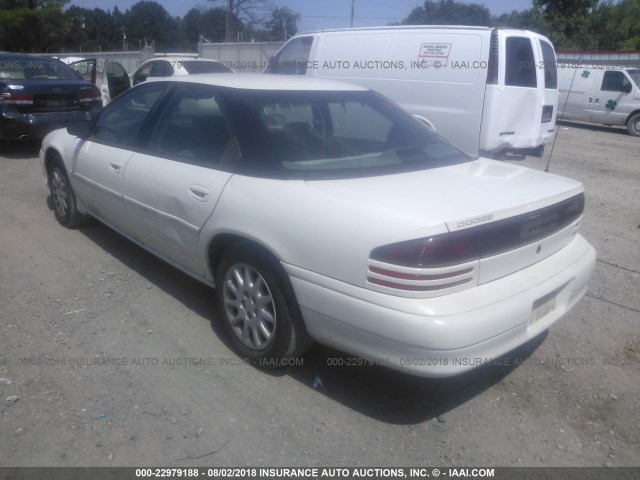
[505,37,537,88]
[226,90,470,179]
[180,61,232,74]
[0,57,81,81]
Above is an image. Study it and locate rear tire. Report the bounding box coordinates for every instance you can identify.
[48,155,88,228]
[215,243,311,366]
[627,113,640,137]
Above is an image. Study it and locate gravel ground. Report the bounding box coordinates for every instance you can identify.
[0,120,638,469]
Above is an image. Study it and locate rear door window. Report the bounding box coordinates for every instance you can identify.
[505,37,537,88]
[540,40,557,89]
[148,86,231,165]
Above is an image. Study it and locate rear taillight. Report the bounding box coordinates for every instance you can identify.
[368,194,585,294]
[367,264,475,292]
[371,194,584,270]
[368,231,479,293]
[370,231,478,268]
[78,86,101,103]
[486,30,499,85]
[0,89,33,105]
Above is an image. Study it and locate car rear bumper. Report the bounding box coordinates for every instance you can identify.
[0,106,98,140]
[285,235,596,377]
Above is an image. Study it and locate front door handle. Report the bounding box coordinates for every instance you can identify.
[109,162,122,173]
[189,185,210,202]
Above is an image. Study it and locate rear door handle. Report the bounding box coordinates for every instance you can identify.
[189,185,210,202]
[109,162,122,173]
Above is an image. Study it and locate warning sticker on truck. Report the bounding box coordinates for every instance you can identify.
[417,43,452,67]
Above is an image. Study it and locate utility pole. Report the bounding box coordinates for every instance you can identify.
[282,16,287,42]
[121,26,127,51]
[350,0,356,28]
[225,0,231,42]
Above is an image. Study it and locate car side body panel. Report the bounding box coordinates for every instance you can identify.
[39,74,595,377]
[122,152,232,274]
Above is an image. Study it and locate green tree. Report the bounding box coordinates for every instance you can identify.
[596,0,640,50]
[402,0,492,26]
[0,0,69,51]
[63,6,123,51]
[534,0,598,49]
[183,7,239,45]
[206,0,271,41]
[265,6,299,41]
[124,0,181,51]
[618,0,640,49]
[493,7,546,32]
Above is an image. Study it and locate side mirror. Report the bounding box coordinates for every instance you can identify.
[623,82,632,94]
[67,120,91,138]
[413,114,437,133]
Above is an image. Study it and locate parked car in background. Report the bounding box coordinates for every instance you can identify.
[40,74,595,377]
[0,53,102,141]
[130,57,233,85]
[66,56,233,105]
[557,65,640,136]
[61,56,233,105]
[266,26,559,158]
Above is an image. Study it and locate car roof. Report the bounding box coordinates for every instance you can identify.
[299,25,493,35]
[0,52,66,62]
[147,73,370,92]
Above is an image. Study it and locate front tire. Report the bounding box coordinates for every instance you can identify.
[627,113,640,137]
[215,243,311,366]
[48,155,88,228]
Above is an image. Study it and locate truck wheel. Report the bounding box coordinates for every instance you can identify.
[215,242,311,366]
[48,155,88,228]
[627,113,640,137]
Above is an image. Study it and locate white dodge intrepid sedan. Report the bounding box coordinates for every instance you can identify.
[40,74,596,377]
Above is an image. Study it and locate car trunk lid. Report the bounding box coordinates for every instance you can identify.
[2,80,98,113]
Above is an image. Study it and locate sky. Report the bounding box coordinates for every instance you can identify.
[68,0,534,32]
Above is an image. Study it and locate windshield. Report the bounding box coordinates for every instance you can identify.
[181,61,232,74]
[226,90,470,179]
[628,69,640,89]
[0,57,82,81]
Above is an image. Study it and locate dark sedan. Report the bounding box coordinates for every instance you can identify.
[0,53,102,141]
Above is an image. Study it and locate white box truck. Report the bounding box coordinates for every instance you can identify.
[265,26,559,157]
[557,64,640,136]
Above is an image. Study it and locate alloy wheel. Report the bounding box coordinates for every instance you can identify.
[222,263,276,350]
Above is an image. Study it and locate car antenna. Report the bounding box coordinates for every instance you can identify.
[545,53,583,172]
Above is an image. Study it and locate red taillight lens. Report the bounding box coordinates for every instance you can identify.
[370,231,477,268]
[78,86,101,103]
[0,90,33,105]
